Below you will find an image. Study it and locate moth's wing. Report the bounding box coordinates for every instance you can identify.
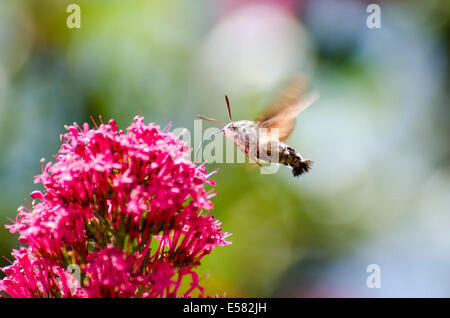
[256,75,319,142]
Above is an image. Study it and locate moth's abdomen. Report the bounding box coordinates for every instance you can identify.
[279,144,313,177]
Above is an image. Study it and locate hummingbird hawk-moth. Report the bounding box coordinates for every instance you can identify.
[197,75,319,177]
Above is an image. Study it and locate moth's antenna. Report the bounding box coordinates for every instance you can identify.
[225,95,233,124]
[197,115,226,125]
[195,129,224,164]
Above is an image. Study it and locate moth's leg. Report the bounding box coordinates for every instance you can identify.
[248,153,263,166]
[256,158,263,166]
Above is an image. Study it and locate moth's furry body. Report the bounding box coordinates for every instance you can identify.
[198,75,318,178]
[223,121,312,177]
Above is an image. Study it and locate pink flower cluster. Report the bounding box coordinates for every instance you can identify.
[1,116,230,298]
[0,247,83,298]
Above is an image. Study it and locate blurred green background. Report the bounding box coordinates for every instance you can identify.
[1,0,450,297]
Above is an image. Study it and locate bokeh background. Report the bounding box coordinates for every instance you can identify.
[1,0,449,297]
